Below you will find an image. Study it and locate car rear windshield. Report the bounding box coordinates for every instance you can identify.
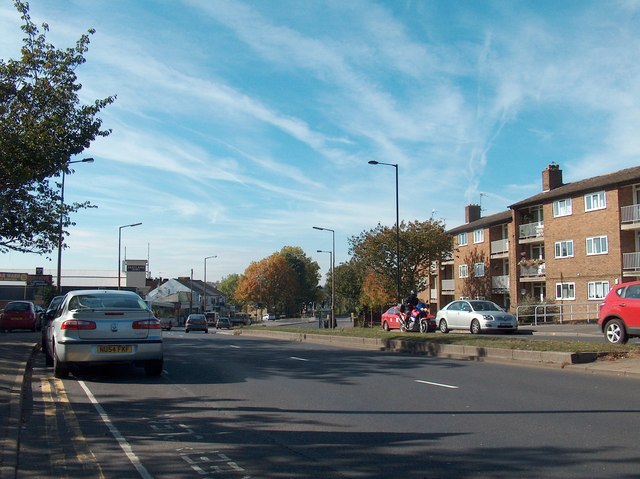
[5,302,31,312]
[68,294,147,311]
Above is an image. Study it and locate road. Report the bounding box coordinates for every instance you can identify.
[17,329,640,478]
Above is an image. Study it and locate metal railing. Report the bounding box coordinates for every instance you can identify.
[621,204,640,224]
[623,252,640,271]
[491,275,509,292]
[516,302,601,325]
[519,221,544,239]
[490,238,509,255]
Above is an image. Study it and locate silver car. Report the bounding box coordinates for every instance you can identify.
[45,290,163,378]
[185,314,208,333]
[436,300,518,334]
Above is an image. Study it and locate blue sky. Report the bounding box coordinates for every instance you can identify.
[2,0,640,283]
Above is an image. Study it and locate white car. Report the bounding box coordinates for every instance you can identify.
[436,300,518,334]
[45,290,164,378]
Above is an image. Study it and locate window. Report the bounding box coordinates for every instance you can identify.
[473,262,485,277]
[588,281,610,300]
[585,191,606,212]
[556,283,576,300]
[458,264,468,278]
[554,240,574,258]
[458,232,468,246]
[586,236,608,255]
[553,198,572,217]
[473,229,484,243]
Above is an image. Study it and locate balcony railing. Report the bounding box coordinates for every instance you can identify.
[623,252,640,271]
[490,238,509,256]
[441,279,455,293]
[519,221,544,240]
[520,262,545,278]
[491,275,509,292]
[621,205,640,225]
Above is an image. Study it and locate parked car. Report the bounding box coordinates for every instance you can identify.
[185,314,208,333]
[159,317,175,331]
[262,313,276,321]
[40,295,64,352]
[436,300,518,334]
[230,315,251,326]
[1,301,37,332]
[380,305,436,332]
[44,290,163,378]
[215,317,232,329]
[598,280,640,344]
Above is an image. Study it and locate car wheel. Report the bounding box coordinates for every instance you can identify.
[186,329,190,333]
[144,359,163,376]
[53,345,69,379]
[205,329,208,334]
[439,319,449,334]
[419,320,428,333]
[470,319,481,334]
[604,318,628,345]
[382,321,390,331]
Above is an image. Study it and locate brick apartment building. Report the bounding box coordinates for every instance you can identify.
[430,163,640,315]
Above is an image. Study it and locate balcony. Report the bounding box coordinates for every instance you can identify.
[519,262,546,282]
[441,279,455,294]
[491,275,509,293]
[623,252,640,276]
[490,238,509,258]
[519,221,544,243]
[621,205,640,230]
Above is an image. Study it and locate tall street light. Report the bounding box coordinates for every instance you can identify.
[203,255,217,314]
[316,249,333,327]
[118,222,142,289]
[56,157,94,293]
[368,160,400,304]
[313,226,335,328]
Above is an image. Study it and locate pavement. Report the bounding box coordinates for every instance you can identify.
[0,323,639,477]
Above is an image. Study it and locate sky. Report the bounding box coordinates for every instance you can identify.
[2,0,640,284]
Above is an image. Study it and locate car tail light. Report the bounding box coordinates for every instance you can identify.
[61,320,97,330]
[132,319,161,330]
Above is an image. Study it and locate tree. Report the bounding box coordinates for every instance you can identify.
[332,259,364,313]
[218,273,241,306]
[349,219,452,304]
[235,253,297,315]
[460,249,492,300]
[279,246,321,314]
[0,1,115,254]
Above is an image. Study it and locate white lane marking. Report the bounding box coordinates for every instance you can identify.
[290,356,310,362]
[229,345,241,349]
[78,381,153,479]
[415,380,459,389]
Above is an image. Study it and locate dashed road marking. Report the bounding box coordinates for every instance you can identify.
[290,356,310,361]
[415,379,459,389]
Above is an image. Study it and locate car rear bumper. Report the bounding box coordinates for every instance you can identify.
[56,339,163,363]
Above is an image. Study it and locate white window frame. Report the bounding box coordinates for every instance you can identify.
[473,229,484,244]
[586,236,608,255]
[555,282,576,300]
[553,198,572,217]
[584,191,606,212]
[458,232,468,246]
[458,264,468,278]
[473,262,485,277]
[554,240,574,258]
[588,281,610,300]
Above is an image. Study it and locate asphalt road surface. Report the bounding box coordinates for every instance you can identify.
[18,330,640,478]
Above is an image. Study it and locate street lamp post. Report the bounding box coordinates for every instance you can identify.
[316,249,333,328]
[313,226,335,327]
[56,157,94,293]
[118,222,142,289]
[203,255,217,315]
[368,160,401,304]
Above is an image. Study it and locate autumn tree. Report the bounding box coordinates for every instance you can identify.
[0,1,115,254]
[349,219,452,304]
[235,253,297,315]
[280,246,321,313]
[460,249,492,299]
[218,273,241,307]
[332,259,364,313]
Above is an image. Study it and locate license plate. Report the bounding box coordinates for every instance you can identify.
[97,345,132,354]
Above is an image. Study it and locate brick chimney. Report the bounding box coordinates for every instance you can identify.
[465,204,481,223]
[542,162,563,191]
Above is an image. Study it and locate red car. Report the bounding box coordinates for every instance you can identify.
[381,305,436,333]
[1,301,38,332]
[598,281,640,344]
